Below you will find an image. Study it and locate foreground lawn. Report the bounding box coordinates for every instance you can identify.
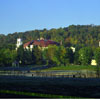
[0,90,84,99]
[42,65,97,71]
[0,76,100,98]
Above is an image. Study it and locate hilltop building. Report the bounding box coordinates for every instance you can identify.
[16,37,60,51]
[16,38,75,51]
[23,38,60,51]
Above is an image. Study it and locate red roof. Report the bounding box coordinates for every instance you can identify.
[24,40,59,48]
[24,40,33,48]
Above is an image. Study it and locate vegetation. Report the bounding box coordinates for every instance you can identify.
[1,25,100,99]
[0,44,99,68]
[0,76,100,98]
[0,90,83,98]
[1,25,100,48]
[0,49,17,66]
[79,47,93,65]
[0,25,100,68]
[42,65,96,71]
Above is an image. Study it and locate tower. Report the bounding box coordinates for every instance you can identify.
[16,38,23,50]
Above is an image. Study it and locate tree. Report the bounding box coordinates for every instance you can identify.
[74,45,80,65]
[42,49,48,65]
[43,46,74,66]
[79,47,93,65]
[23,49,33,65]
[74,50,80,65]
[16,45,25,65]
[44,45,60,66]
[94,47,100,65]
[17,45,36,65]
[0,49,5,66]
[58,46,66,65]
[94,47,100,77]
[33,46,43,65]
[58,46,74,65]
[0,49,17,66]
[65,48,74,65]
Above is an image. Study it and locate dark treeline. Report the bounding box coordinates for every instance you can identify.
[0,44,100,67]
[0,25,100,67]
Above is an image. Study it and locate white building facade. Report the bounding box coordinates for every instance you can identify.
[16,38,23,50]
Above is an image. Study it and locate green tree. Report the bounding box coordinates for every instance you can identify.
[58,46,74,65]
[24,49,33,65]
[16,45,25,65]
[74,46,80,65]
[94,47,100,77]
[0,49,5,66]
[74,50,80,65]
[17,46,35,65]
[0,49,17,66]
[44,45,60,66]
[79,47,93,65]
[94,47,100,65]
[65,48,74,65]
[33,46,43,65]
[58,46,66,65]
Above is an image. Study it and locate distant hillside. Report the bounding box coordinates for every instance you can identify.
[0,25,100,49]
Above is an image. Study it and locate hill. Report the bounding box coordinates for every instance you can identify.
[0,24,100,49]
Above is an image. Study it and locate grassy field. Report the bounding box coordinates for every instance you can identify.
[0,76,100,98]
[42,65,97,71]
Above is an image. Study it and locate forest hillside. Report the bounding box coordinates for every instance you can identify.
[0,25,100,49]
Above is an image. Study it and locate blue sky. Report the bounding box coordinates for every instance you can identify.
[0,0,100,34]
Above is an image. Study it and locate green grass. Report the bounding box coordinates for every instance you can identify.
[42,65,97,71]
[0,90,84,98]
